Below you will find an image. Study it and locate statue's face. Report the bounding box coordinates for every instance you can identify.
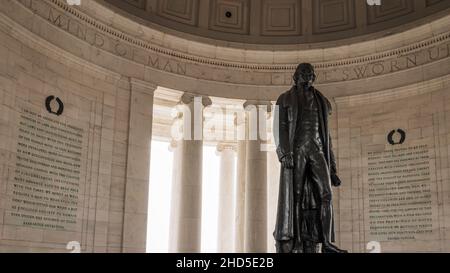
[295,64,315,88]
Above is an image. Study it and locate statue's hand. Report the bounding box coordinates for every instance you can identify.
[331,174,342,187]
[281,153,294,169]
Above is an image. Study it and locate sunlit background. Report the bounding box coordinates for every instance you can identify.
[146,140,230,253]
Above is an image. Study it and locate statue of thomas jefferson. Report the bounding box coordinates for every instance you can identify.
[273,63,347,253]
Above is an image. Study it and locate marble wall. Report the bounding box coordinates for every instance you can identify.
[0,0,449,253]
[0,29,120,251]
[332,77,450,252]
[0,24,154,252]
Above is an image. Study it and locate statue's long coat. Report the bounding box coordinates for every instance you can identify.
[273,86,337,242]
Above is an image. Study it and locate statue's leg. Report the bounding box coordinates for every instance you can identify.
[303,240,320,253]
[293,147,308,253]
[309,149,347,253]
[275,240,294,253]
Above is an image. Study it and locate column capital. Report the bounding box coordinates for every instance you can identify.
[180,92,212,107]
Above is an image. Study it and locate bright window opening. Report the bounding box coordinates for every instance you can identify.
[147,141,223,253]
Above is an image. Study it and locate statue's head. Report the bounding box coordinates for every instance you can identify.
[293,63,316,89]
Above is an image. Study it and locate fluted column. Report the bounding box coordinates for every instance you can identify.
[266,107,280,253]
[168,139,181,253]
[267,150,280,253]
[243,101,271,253]
[216,142,237,253]
[174,93,211,252]
[234,113,247,252]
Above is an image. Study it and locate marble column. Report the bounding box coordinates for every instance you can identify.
[266,107,280,253]
[216,142,237,253]
[173,93,211,252]
[267,150,280,253]
[123,79,157,253]
[234,113,247,252]
[243,101,271,253]
[168,139,181,253]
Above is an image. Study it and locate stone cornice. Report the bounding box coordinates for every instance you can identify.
[2,0,450,100]
[26,0,450,73]
[130,78,157,95]
[334,74,450,107]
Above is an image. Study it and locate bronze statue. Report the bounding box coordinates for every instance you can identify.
[273,63,347,253]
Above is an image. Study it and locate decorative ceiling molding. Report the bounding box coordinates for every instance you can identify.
[3,0,450,89]
[312,0,356,34]
[105,0,450,45]
[209,0,250,34]
[426,0,445,7]
[123,0,147,10]
[261,0,302,36]
[36,0,450,71]
[367,0,415,25]
[157,0,199,26]
[3,0,450,104]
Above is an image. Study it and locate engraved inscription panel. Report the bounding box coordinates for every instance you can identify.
[4,105,88,232]
[363,142,438,244]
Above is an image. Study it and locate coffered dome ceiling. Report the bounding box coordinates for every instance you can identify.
[104,0,450,45]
